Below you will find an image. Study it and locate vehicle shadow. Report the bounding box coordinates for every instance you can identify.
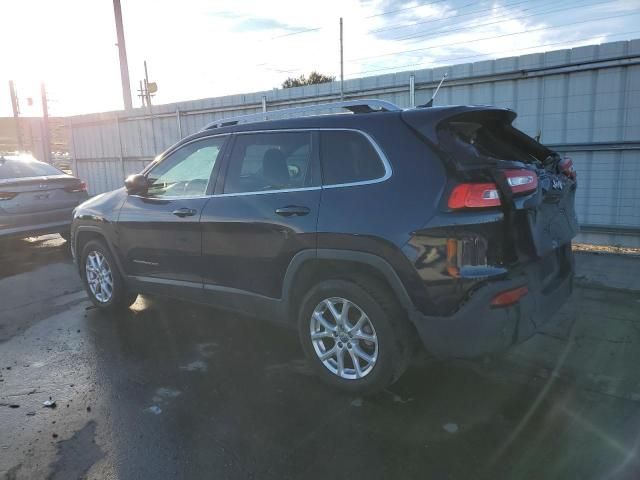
[85,296,640,480]
[0,235,72,279]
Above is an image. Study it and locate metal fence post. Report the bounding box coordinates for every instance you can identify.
[409,74,415,108]
[176,108,182,139]
[116,116,125,177]
[261,95,267,120]
[69,118,78,177]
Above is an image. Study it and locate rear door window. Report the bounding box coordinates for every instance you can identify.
[223,132,315,194]
[319,131,386,186]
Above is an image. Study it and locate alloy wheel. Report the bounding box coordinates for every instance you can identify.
[85,251,114,303]
[310,297,378,380]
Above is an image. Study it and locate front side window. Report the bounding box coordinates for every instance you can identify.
[146,136,226,198]
[223,132,314,194]
[319,131,386,186]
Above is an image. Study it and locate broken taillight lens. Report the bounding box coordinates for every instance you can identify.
[448,169,537,209]
[559,157,576,180]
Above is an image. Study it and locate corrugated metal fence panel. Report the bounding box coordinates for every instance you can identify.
[68,39,640,245]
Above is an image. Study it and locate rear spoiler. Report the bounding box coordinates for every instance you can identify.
[401,106,516,145]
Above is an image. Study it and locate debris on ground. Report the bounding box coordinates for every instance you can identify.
[146,405,162,415]
[26,411,36,416]
[86,406,91,412]
[179,360,208,372]
[443,423,459,434]
[9,404,20,408]
[52,433,58,438]
[350,398,364,408]
[43,398,56,408]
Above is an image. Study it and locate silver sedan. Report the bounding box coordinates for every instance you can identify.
[0,155,89,242]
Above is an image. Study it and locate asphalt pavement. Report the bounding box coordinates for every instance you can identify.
[1,236,639,479]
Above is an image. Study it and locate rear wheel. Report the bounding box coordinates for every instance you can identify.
[298,277,413,394]
[81,239,137,311]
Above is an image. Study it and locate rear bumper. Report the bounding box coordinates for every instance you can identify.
[410,246,574,358]
[0,219,71,240]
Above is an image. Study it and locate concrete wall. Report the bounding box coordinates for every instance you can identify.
[68,39,640,246]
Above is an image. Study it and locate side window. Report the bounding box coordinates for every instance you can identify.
[223,132,314,194]
[146,136,226,198]
[320,131,386,186]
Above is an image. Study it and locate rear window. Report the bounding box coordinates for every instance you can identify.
[320,131,386,186]
[438,119,549,166]
[0,158,62,180]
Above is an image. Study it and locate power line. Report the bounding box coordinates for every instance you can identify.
[269,0,496,41]
[345,29,640,78]
[365,0,450,19]
[349,8,636,64]
[368,0,537,34]
[270,26,322,40]
[386,0,610,43]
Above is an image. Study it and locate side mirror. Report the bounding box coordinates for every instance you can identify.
[125,174,149,195]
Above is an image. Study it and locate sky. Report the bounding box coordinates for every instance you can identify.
[1,0,639,117]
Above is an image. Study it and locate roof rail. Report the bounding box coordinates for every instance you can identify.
[202,99,401,130]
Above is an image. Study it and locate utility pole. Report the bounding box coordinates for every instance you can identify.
[40,83,51,163]
[113,0,133,110]
[8,81,23,152]
[340,17,344,100]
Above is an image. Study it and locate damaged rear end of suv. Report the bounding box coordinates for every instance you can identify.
[402,106,579,359]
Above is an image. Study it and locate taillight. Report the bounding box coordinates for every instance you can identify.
[448,169,537,209]
[0,192,17,201]
[64,181,87,193]
[491,285,529,307]
[504,169,538,194]
[448,183,500,209]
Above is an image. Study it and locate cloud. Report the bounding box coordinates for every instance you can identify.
[231,17,301,33]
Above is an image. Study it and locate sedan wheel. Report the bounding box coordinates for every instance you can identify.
[310,297,378,380]
[85,251,114,303]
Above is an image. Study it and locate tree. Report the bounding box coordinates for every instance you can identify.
[282,71,336,88]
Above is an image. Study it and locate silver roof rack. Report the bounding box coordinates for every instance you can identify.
[202,99,401,130]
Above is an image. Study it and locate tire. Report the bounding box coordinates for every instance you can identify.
[80,239,137,311]
[298,276,413,395]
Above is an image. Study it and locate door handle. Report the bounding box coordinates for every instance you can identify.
[172,207,197,218]
[275,205,310,217]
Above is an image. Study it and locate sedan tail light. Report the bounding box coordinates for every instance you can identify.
[64,181,87,193]
[448,168,537,210]
[0,192,17,201]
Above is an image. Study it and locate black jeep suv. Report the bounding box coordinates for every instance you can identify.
[71,99,578,393]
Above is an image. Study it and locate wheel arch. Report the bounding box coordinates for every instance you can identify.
[282,249,416,323]
[74,226,126,276]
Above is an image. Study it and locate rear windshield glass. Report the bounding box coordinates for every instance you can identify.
[439,120,549,166]
[0,158,62,180]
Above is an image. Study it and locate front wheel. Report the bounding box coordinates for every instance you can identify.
[81,239,138,311]
[298,277,413,395]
